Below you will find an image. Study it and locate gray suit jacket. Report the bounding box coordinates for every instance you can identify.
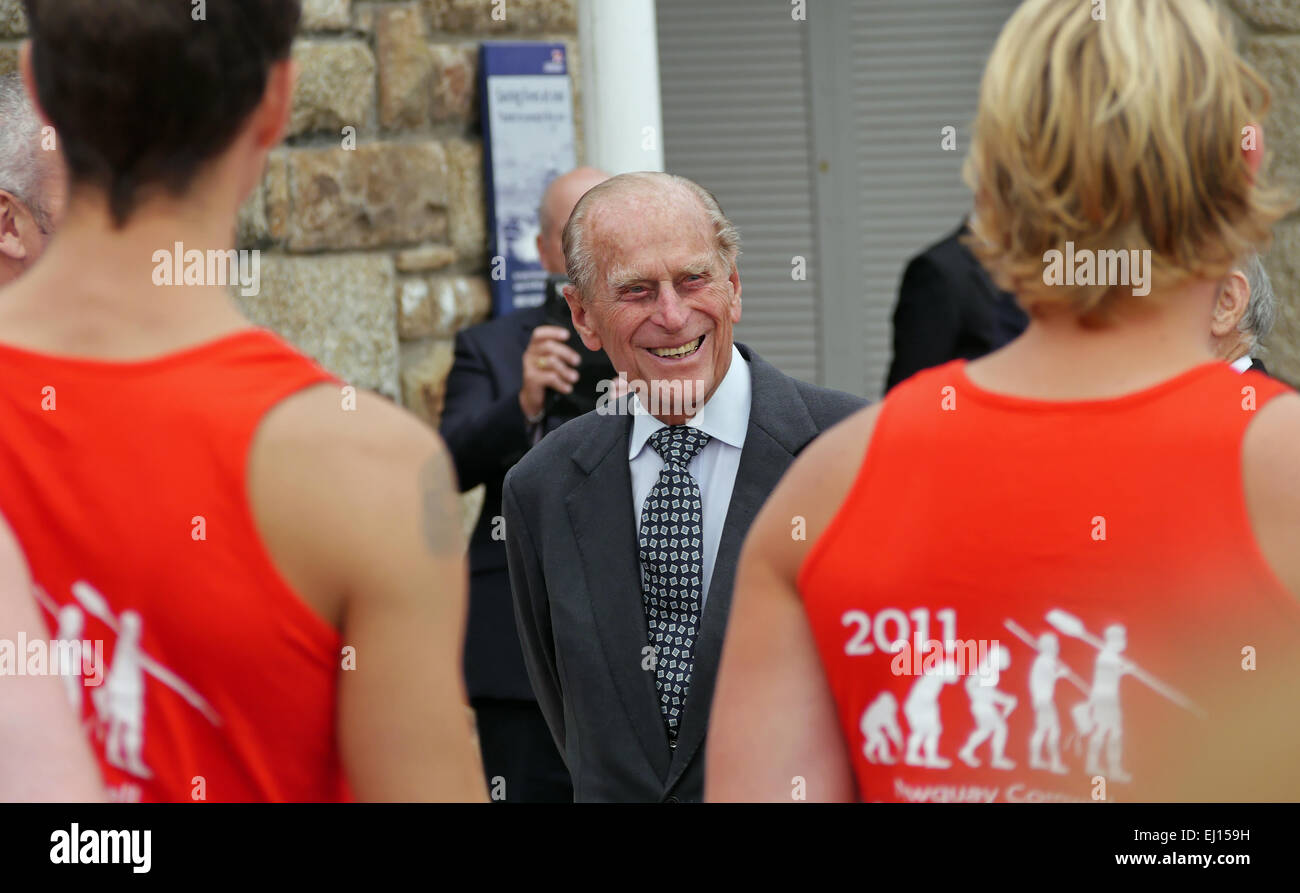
[502,343,865,802]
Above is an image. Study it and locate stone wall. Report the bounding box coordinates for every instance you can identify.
[0,0,580,426]
[250,0,581,426]
[3,0,1296,389]
[1230,0,1300,383]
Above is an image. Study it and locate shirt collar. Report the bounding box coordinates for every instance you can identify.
[1230,355,1253,373]
[628,344,751,460]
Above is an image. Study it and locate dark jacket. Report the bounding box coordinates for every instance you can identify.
[886,222,1028,392]
[440,304,566,701]
[503,344,865,801]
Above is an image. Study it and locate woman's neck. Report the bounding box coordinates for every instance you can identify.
[966,281,1221,400]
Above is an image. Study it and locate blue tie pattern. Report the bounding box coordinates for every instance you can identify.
[639,425,711,741]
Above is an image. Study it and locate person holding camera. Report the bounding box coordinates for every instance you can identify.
[440,166,608,802]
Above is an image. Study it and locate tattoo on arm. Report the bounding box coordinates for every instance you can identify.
[419,446,465,557]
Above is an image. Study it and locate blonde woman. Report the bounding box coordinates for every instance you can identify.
[709,0,1299,802]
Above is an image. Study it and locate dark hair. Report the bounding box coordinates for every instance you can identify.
[24,0,301,227]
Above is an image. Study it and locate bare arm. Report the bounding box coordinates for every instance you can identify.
[706,405,881,802]
[1244,391,1300,598]
[336,437,485,801]
[0,518,104,801]
[1183,390,1300,798]
[251,387,486,802]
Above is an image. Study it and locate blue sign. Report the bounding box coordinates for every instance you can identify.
[479,42,578,317]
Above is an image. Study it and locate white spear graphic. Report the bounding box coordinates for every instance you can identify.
[1045,608,1203,718]
[1003,618,1089,694]
[34,582,220,726]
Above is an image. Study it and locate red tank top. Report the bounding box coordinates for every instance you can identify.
[0,329,350,802]
[799,360,1300,802]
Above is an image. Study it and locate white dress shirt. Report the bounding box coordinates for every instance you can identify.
[628,345,751,607]
[1230,356,1253,373]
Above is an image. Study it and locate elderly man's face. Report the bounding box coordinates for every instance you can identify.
[568,190,742,424]
[0,145,69,280]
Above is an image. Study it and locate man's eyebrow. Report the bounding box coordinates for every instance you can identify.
[606,266,646,291]
[680,256,714,276]
[605,256,716,291]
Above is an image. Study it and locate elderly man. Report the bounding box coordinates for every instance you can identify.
[0,73,65,287]
[1211,253,1277,375]
[502,172,864,802]
[441,166,609,803]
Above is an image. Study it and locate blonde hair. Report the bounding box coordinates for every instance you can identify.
[963,0,1292,323]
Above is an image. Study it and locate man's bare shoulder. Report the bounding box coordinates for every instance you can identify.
[252,384,454,531]
[255,383,434,461]
[248,384,461,624]
[1242,390,1300,599]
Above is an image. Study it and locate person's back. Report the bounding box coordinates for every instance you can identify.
[797,360,1300,801]
[0,0,485,801]
[0,331,351,801]
[707,0,1300,802]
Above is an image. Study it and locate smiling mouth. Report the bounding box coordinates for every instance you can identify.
[647,335,704,359]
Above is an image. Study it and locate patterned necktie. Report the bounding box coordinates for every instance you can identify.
[638,425,712,742]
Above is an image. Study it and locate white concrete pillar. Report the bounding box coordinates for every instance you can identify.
[577,0,665,174]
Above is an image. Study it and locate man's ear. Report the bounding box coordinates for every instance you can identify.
[229,59,296,212]
[728,265,743,324]
[1211,270,1250,337]
[0,193,29,263]
[563,284,602,351]
[256,58,297,151]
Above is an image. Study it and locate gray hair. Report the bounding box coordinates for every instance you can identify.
[1237,252,1276,357]
[562,171,741,300]
[0,73,52,232]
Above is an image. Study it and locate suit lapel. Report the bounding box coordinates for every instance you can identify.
[664,345,821,790]
[565,418,673,782]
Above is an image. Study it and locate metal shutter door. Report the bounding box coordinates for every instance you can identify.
[814,0,1019,397]
[657,0,821,384]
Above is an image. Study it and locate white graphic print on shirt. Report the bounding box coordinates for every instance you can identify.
[34,581,221,783]
[854,607,1203,796]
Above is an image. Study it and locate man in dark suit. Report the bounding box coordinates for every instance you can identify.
[885,220,1029,391]
[503,172,864,802]
[440,167,608,802]
[1212,252,1277,377]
